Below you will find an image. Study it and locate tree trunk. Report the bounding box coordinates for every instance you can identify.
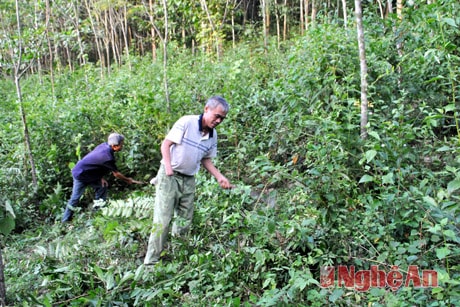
[72,0,87,66]
[387,0,393,14]
[395,0,404,87]
[0,246,5,307]
[311,0,317,25]
[121,4,131,70]
[98,9,111,74]
[283,0,288,41]
[33,2,43,83]
[65,45,73,71]
[377,0,384,18]
[108,7,119,67]
[341,0,348,28]
[300,0,304,34]
[261,0,268,49]
[161,0,171,113]
[275,2,280,47]
[231,8,236,48]
[355,0,369,139]
[15,76,38,188]
[144,0,170,110]
[148,0,157,61]
[44,0,55,96]
[305,0,310,29]
[84,0,105,74]
[396,0,404,56]
[14,0,38,189]
[199,0,222,58]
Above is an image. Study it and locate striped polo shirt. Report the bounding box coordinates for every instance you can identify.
[162,114,217,176]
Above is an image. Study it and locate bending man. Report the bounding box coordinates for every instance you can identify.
[62,133,136,222]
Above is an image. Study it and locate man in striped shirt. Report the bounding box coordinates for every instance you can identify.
[144,96,234,265]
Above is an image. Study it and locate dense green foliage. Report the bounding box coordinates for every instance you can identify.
[1,1,460,306]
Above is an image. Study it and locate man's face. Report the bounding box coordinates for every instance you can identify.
[203,105,227,130]
[112,140,124,152]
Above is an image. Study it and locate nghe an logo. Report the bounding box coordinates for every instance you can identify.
[320,265,438,292]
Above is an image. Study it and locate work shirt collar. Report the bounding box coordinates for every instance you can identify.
[105,142,115,154]
[198,113,214,138]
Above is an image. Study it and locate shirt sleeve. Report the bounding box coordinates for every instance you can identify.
[166,116,188,144]
[103,159,118,172]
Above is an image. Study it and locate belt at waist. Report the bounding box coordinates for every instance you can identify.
[173,171,194,178]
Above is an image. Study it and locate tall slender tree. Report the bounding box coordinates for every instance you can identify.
[341,0,348,28]
[70,0,87,66]
[84,0,105,73]
[355,0,369,139]
[147,0,157,61]
[12,0,38,188]
[161,0,170,112]
[199,0,231,58]
[0,245,5,306]
[311,0,317,25]
[261,0,269,49]
[44,0,55,95]
[142,0,171,111]
[283,0,288,40]
[395,0,404,87]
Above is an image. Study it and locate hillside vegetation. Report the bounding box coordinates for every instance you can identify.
[1,2,460,306]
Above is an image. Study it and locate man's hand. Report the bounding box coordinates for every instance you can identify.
[101,178,109,187]
[217,176,234,189]
[201,158,234,189]
[165,165,174,176]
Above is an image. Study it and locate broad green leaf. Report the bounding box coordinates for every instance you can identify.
[436,146,453,152]
[431,287,444,295]
[382,172,394,185]
[447,179,460,194]
[293,276,308,291]
[117,271,135,288]
[0,216,15,235]
[444,103,456,112]
[5,200,15,218]
[93,265,105,280]
[440,218,448,226]
[435,247,450,260]
[329,288,344,302]
[365,150,377,163]
[443,17,457,27]
[262,276,274,289]
[368,131,380,141]
[359,174,374,183]
[442,229,457,241]
[106,273,116,290]
[369,287,386,296]
[53,266,71,273]
[423,196,437,207]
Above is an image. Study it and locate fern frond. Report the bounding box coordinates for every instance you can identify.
[101,196,154,219]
